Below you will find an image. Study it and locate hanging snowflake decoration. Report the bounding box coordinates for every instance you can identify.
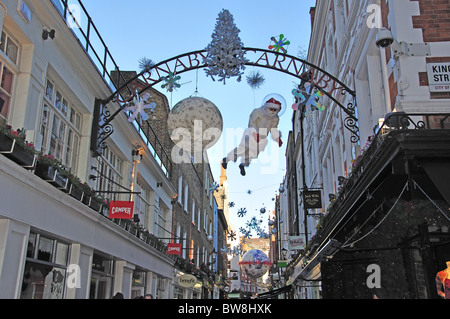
[204,9,248,84]
[138,57,155,73]
[269,34,291,54]
[161,72,182,92]
[240,227,252,239]
[237,208,247,218]
[228,230,237,241]
[292,82,326,113]
[209,182,220,192]
[247,190,253,195]
[228,202,235,208]
[123,91,156,122]
[246,217,260,229]
[246,71,266,90]
[256,226,269,239]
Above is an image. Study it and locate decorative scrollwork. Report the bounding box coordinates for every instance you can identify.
[344,116,360,144]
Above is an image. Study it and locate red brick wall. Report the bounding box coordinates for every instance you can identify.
[411,0,450,42]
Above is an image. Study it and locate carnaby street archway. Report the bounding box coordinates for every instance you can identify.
[91,48,360,153]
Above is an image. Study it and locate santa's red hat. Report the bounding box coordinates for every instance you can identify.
[265,98,282,106]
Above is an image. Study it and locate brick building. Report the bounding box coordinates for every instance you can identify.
[282,0,450,299]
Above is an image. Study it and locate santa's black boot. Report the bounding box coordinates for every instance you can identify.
[239,164,246,176]
[221,158,228,170]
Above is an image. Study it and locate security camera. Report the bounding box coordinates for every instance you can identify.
[376,28,395,48]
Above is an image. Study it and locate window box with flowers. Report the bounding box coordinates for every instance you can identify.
[0,122,37,169]
[35,155,69,190]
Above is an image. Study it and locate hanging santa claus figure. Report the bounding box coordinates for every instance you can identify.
[222,94,285,176]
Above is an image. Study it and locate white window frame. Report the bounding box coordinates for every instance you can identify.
[40,78,82,170]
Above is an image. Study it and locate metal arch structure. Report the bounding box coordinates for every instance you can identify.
[92,48,360,153]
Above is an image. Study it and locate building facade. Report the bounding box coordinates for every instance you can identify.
[0,0,226,299]
[282,0,450,299]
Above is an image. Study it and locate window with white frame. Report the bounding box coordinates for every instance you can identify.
[178,176,183,204]
[96,147,124,202]
[183,185,189,212]
[135,180,151,228]
[21,232,70,299]
[0,30,19,119]
[39,78,82,171]
[191,201,196,225]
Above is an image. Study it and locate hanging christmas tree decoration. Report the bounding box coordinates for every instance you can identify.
[246,71,266,90]
[204,9,248,84]
[161,72,182,92]
[123,91,156,122]
[269,34,291,54]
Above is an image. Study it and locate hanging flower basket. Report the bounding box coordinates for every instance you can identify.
[35,161,69,190]
[0,133,36,169]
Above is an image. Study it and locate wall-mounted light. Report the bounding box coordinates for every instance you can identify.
[157,182,163,188]
[42,29,56,40]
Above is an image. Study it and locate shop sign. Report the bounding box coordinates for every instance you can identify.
[109,201,134,219]
[303,190,322,209]
[289,236,305,250]
[167,243,182,255]
[178,274,197,288]
[427,63,450,92]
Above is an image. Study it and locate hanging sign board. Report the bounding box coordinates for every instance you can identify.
[177,274,198,288]
[303,190,322,209]
[427,63,450,92]
[167,243,182,255]
[109,201,134,219]
[289,236,305,251]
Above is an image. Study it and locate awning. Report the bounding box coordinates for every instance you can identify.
[257,285,292,299]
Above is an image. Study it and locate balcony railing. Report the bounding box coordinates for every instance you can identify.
[50,0,173,178]
[50,0,127,93]
[331,113,450,212]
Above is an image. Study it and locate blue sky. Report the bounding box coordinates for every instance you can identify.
[81,0,316,233]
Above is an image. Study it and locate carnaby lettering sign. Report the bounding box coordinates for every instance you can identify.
[177,274,197,288]
[109,201,134,219]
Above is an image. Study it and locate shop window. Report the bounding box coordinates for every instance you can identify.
[173,285,184,299]
[90,254,114,299]
[20,232,69,299]
[131,269,147,299]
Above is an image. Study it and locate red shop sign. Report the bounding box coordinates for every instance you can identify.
[167,243,182,255]
[109,201,134,220]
